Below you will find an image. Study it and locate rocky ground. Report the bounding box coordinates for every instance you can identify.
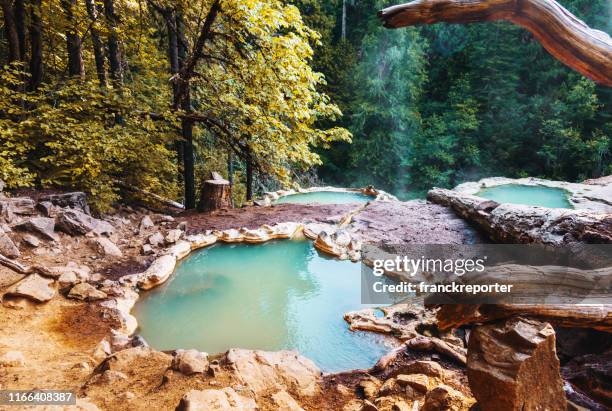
[0,181,610,410]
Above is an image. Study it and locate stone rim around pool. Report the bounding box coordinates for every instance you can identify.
[453,177,612,213]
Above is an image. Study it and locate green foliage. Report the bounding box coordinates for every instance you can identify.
[347,26,425,192]
[300,0,611,195]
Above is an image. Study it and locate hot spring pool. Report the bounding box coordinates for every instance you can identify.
[273,191,373,205]
[476,184,572,208]
[133,240,392,372]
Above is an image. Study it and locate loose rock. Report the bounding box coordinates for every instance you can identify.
[141,244,153,255]
[22,234,40,247]
[357,377,382,400]
[40,192,90,214]
[4,274,55,303]
[148,232,164,247]
[0,197,36,215]
[165,229,183,244]
[88,237,122,257]
[139,215,154,232]
[68,283,107,301]
[172,349,209,375]
[56,209,113,236]
[226,349,321,397]
[13,217,59,241]
[421,384,473,411]
[0,228,20,258]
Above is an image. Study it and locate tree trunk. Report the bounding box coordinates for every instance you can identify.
[85,0,106,85]
[378,0,612,86]
[27,0,42,90]
[198,179,232,212]
[176,11,195,209]
[14,0,25,59]
[165,9,184,185]
[1,0,22,63]
[246,156,253,201]
[341,0,347,40]
[227,152,234,207]
[227,152,234,185]
[62,0,84,78]
[181,115,195,209]
[103,0,122,86]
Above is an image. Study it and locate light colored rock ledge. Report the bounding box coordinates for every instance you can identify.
[453,176,612,213]
[100,220,364,341]
[427,187,611,245]
[258,185,398,206]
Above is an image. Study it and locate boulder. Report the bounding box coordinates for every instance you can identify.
[357,377,382,399]
[92,339,112,363]
[421,384,473,411]
[0,197,36,215]
[562,350,612,408]
[402,360,446,379]
[137,254,176,290]
[467,317,566,411]
[57,271,79,290]
[177,388,256,411]
[165,229,183,244]
[4,274,55,302]
[0,350,25,367]
[88,237,122,257]
[148,232,164,247]
[141,244,154,255]
[172,349,209,375]
[226,349,321,397]
[39,192,90,214]
[36,201,59,217]
[0,228,20,258]
[139,215,154,232]
[56,209,113,236]
[271,390,304,411]
[68,283,107,301]
[13,217,59,241]
[395,374,429,393]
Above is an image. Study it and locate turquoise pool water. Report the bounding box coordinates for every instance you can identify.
[476,184,572,208]
[274,191,373,204]
[133,240,392,372]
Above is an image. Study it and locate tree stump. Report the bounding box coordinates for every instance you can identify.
[198,179,232,212]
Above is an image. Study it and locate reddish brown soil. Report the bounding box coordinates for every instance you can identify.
[178,203,359,233]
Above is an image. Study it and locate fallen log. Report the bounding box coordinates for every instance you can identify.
[114,180,185,210]
[0,253,56,278]
[379,0,612,86]
[435,303,612,332]
[0,253,30,274]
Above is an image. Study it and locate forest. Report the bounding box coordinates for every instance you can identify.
[0,0,610,210]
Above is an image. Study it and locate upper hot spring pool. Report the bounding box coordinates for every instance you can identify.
[133,240,393,372]
[273,191,373,205]
[476,184,572,208]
